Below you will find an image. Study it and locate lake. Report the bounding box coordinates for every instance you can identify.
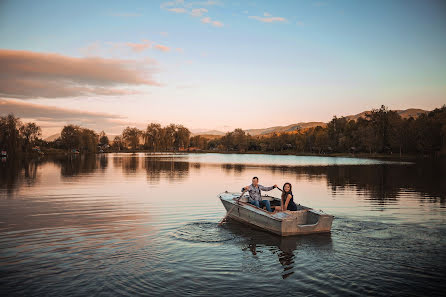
[0,153,445,296]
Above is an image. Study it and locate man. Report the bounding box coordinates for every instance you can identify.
[241,177,277,212]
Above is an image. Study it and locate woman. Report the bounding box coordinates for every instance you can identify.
[275,182,298,211]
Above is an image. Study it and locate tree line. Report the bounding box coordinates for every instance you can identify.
[191,105,446,156]
[1,105,445,156]
[0,115,191,154]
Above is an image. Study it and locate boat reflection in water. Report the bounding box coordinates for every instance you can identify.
[222,219,333,279]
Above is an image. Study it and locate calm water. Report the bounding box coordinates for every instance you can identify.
[0,153,445,296]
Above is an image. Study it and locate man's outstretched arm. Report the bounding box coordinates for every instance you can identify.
[259,184,278,191]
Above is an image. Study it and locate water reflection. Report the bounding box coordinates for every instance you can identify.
[0,153,444,296]
[143,158,190,182]
[122,154,140,174]
[219,162,446,205]
[55,154,99,177]
[223,220,332,279]
[221,163,245,174]
[0,157,41,195]
[0,154,445,205]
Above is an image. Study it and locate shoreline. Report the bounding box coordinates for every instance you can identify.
[27,148,443,162]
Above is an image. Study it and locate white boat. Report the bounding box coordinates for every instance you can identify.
[218,191,334,236]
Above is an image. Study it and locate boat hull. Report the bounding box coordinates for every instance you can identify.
[219,192,333,236]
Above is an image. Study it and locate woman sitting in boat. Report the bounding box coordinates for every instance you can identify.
[274,182,298,212]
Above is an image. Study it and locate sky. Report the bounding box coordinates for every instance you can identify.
[0,0,445,137]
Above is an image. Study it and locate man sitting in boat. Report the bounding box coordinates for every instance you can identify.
[241,177,277,212]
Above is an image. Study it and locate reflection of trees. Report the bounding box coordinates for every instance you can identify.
[221,163,245,174]
[99,154,108,169]
[54,154,100,177]
[121,154,140,174]
[142,158,189,182]
[224,220,332,279]
[0,157,41,196]
[274,161,446,205]
[220,160,446,205]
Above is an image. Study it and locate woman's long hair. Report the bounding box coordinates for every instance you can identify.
[281,182,293,203]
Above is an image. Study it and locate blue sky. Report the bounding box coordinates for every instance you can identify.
[0,0,445,136]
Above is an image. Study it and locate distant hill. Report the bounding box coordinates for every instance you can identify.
[191,129,226,136]
[44,133,60,142]
[44,133,120,142]
[344,108,428,121]
[193,108,429,137]
[245,122,326,136]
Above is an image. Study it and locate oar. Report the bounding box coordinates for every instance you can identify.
[218,196,242,225]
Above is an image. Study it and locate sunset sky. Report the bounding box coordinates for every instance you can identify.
[0,0,445,137]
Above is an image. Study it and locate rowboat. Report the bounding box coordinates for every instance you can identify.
[218,191,334,236]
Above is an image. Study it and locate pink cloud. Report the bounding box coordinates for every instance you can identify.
[0,49,159,99]
[201,16,224,27]
[154,44,171,52]
[248,15,287,23]
[168,7,187,13]
[190,8,208,17]
[126,41,152,52]
[162,0,223,27]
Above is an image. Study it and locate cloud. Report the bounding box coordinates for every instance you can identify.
[161,0,223,27]
[82,40,173,55]
[160,31,169,36]
[0,49,159,99]
[161,0,185,9]
[124,40,171,52]
[248,15,287,23]
[0,98,124,122]
[168,7,187,13]
[190,8,208,16]
[154,44,171,52]
[201,16,224,27]
[126,41,152,52]
[0,98,130,137]
[263,12,271,17]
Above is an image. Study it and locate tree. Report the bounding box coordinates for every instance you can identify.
[0,114,22,154]
[190,136,208,150]
[174,125,191,150]
[19,122,41,152]
[157,124,174,150]
[122,127,142,150]
[99,131,109,146]
[61,125,81,151]
[366,105,400,153]
[112,135,124,151]
[145,123,162,151]
[232,128,248,151]
[80,128,98,153]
